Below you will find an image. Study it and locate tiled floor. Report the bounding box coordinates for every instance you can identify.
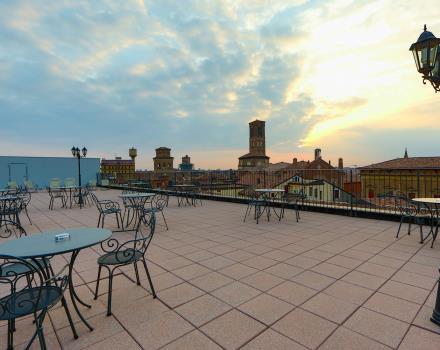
[1,189,440,349]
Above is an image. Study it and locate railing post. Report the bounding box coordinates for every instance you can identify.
[350,169,353,216]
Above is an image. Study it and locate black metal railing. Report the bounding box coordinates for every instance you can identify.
[101,168,440,219]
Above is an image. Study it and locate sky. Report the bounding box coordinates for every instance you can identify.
[1,0,439,170]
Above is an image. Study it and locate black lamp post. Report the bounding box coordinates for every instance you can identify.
[410,25,440,92]
[71,146,87,208]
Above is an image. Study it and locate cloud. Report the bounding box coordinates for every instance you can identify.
[0,0,439,169]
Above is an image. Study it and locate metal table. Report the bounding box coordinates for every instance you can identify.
[255,189,285,220]
[119,193,155,230]
[173,185,196,206]
[51,186,81,208]
[0,227,112,334]
[412,198,440,246]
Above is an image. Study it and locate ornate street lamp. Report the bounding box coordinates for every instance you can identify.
[410,25,440,92]
[71,146,87,208]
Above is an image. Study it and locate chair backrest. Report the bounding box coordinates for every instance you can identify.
[17,189,31,206]
[24,180,35,191]
[0,197,23,216]
[0,220,26,239]
[64,178,75,187]
[151,194,168,210]
[101,179,109,186]
[135,210,156,254]
[7,181,18,189]
[49,178,61,188]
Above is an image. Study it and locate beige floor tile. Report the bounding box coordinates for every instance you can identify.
[129,310,194,350]
[239,293,294,325]
[185,250,217,262]
[57,313,125,350]
[241,271,284,291]
[272,308,337,349]
[172,263,211,280]
[212,281,261,307]
[200,309,266,350]
[85,331,142,350]
[268,281,317,306]
[161,330,223,350]
[152,271,184,291]
[285,255,321,269]
[392,270,436,290]
[319,326,390,350]
[199,256,235,270]
[413,306,440,335]
[264,263,304,279]
[311,262,351,279]
[189,271,233,292]
[323,280,373,305]
[326,255,363,269]
[241,329,308,350]
[398,326,440,350]
[364,292,421,323]
[291,271,335,291]
[218,263,258,280]
[356,262,397,278]
[379,280,430,304]
[344,308,409,348]
[158,282,205,308]
[302,293,358,324]
[175,294,231,327]
[342,270,387,290]
[242,256,278,270]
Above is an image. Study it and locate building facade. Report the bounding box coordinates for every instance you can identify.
[0,156,100,188]
[153,147,174,171]
[359,152,440,199]
[238,120,270,169]
[101,158,135,183]
[179,155,194,170]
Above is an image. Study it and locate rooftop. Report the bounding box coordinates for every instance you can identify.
[2,189,440,349]
[360,157,440,170]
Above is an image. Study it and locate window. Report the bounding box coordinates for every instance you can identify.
[258,127,263,137]
[334,189,340,199]
[368,189,375,198]
[309,187,313,196]
[408,192,416,199]
[314,188,318,198]
[319,191,322,200]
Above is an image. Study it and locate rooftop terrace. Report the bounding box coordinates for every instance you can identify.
[2,189,440,349]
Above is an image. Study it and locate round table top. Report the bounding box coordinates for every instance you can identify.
[119,193,155,198]
[412,198,440,204]
[0,227,112,258]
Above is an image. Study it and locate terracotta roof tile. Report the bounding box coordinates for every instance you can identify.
[360,157,440,170]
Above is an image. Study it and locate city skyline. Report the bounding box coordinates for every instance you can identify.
[1,1,440,169]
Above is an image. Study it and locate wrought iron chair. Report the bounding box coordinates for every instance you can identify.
[281,193,302,222]
[121,190,146,228]
[188,186,203,207]
[0,219,27,239]
[90,192,123,229]
[0,196,23,226]
[94,211,157,315]
[143,194,169,230]
[47,187,66,210]
[16,189,32,224]
[243,187,266,224]
[0,255,76,350]
[394,194,428,238]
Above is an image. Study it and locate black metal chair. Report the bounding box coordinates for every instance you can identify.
[47,187,66,210]
[144,194,169,230]
[94,210,157,316]
[121,190,149,228]
[90,192,123,229]
[0,255,76,350]
[17,189,32,224]
[394,195,428,238]
[188,187,203,207]
[243,187,266,224]
[0,219,27,239]
[281,193,302,222]
[0,197,23,226]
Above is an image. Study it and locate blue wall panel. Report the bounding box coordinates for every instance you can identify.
[0,156,100,188]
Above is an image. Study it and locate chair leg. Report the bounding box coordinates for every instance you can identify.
[34,311,47,350]
[97,213,102,228]
[161,211,168,230]
[7,319,13,350]
[25,207,32,225]
[94,265,102,299]
[142,259,156,298]
[116,212,120,229]
[61,296,78,339]
[101,215,105,228]
[107,272,114,316]
[133,262,141,285]
[396,216,404,238]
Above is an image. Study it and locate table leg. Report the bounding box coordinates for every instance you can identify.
[68,249,94,331]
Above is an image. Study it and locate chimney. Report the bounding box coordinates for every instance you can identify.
[314,148,321,160]
[328,160,331,166]
[292,157,297,165]
[338,158,343,169]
